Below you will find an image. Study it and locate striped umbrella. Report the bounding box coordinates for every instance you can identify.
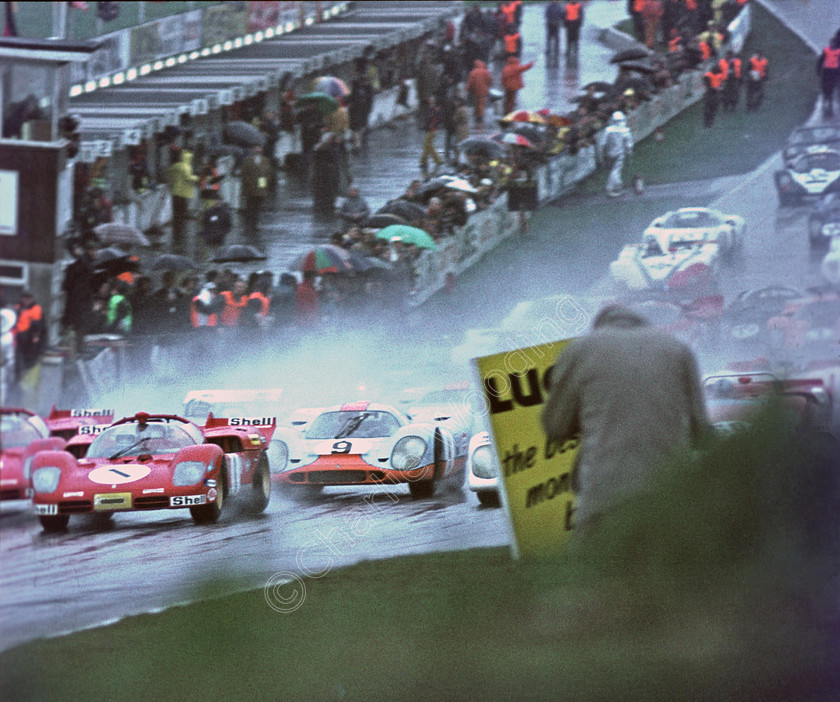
[311,76,351,99]
[295,245,355,274]
[501,110,548,125]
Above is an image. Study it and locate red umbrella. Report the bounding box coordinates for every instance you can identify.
[495,132,536,148]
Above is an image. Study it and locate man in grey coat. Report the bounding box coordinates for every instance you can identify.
[541,304,709,533]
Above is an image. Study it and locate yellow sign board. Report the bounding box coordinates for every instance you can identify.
[473,338,579,558]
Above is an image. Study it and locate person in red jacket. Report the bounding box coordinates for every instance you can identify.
[466,60,493,126]
[721,50,742,112]
[501,55,534,115]
[745,50,768,112]
[817,37,840,118]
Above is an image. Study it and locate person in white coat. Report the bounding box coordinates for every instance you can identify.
[601,111,634,197]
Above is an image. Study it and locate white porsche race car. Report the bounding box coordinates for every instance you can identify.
[269,401,466,499]
[775,147,840,207]
[610,208,744,293]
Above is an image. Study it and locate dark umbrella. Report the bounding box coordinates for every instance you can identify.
[377,200,427,222]
[93,222,149,247]
[619,60,657,75]
[417,177,451,198]
[94,248,139,278]
[223,121,266,147]
[584,81,615,92]
[95,246,130,264]
[296,92,339,116]
[149,254,200,272]
[610,47,653,64]
[365,212,408,229]
[210,244,267,263]
[458,136,507,160]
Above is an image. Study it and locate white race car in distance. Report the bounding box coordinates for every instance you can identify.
[466,431,500,507]
[610,208,744,293]
[775,147,840,207]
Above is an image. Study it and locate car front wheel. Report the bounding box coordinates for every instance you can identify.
[39,514,70,532]
[191,461,226,524]
[247,452,271,515]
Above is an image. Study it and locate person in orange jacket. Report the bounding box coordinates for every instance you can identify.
[501,55,534,115]
[564,0,584,58]
[745,50,768,111]
[466,60,493,126]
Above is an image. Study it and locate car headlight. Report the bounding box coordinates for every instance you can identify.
[823,222,840,236]
[268,440,289,473]
[32,466,61,493]
[470,445,496,479]
[172,461,206,486]
[390,436,427,471]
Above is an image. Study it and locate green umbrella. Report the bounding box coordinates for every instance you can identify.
[375,224,439,251]
[296,91,339,115]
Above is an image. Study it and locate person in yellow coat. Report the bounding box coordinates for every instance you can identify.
[166,146,198,255]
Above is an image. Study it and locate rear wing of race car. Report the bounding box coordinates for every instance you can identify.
[44,406,115,440]
[204,413,276,443]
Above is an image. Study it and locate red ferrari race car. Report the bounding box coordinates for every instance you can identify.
[1,408,53,501]
[44,406,115,440]
[30,412,271,531]
[270,401,465,499]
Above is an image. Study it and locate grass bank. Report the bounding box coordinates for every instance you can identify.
[580,2,819,192]
[2,407,838,701]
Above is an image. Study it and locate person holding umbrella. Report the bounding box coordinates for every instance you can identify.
[61,238,97,351]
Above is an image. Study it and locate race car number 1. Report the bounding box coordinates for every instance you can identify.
[331,441,352,454]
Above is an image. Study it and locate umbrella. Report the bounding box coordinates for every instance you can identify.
[365,212,408,229]
[296,92,339,115]
[536,109,573,127]
[458,136,507,160]
[94,222,149,247]
[95,246,130,265]
[583,81,614,93]
[439,175,478,194]
[417,177,451,198]
[619,60,657,75]
[500,110,548,125]
[311,76,350,99]
[149,254,200,272]
[375,225,438,251]
[210,244,267,263]
[496,132,535,148]
[377,200,427,222]
[294,245,355,274]
[223,121,266,148]
[610,47,653,64]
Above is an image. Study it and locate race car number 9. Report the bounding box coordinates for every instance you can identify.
[331,441,352,454]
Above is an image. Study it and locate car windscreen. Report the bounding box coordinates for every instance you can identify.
[789,127,840,145]
[87,422,200,458]
[418,390,472,404]
[663,211,720,228]
[0,415,46,448]
[305,411,400,440]
[795,152,840,173]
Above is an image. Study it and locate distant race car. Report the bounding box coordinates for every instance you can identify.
[782,124,840,165]
[466,431,501,507]
[821,236,840,285]
[807,193,840,247]
[720,285,804,348]
[1,409,52,501]
[182,388,285,423]
[765,290,840,362]
[270,401,465,499]
[610,208,743,293]
[44,407,115,440]
[775,147,840,207]
[704,372,834,436]
[30,412,271,531]
[406,382,476,458]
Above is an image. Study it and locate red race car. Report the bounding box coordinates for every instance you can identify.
[1,408,53,501]
[30,412,271,531]
[44,406,115,441]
